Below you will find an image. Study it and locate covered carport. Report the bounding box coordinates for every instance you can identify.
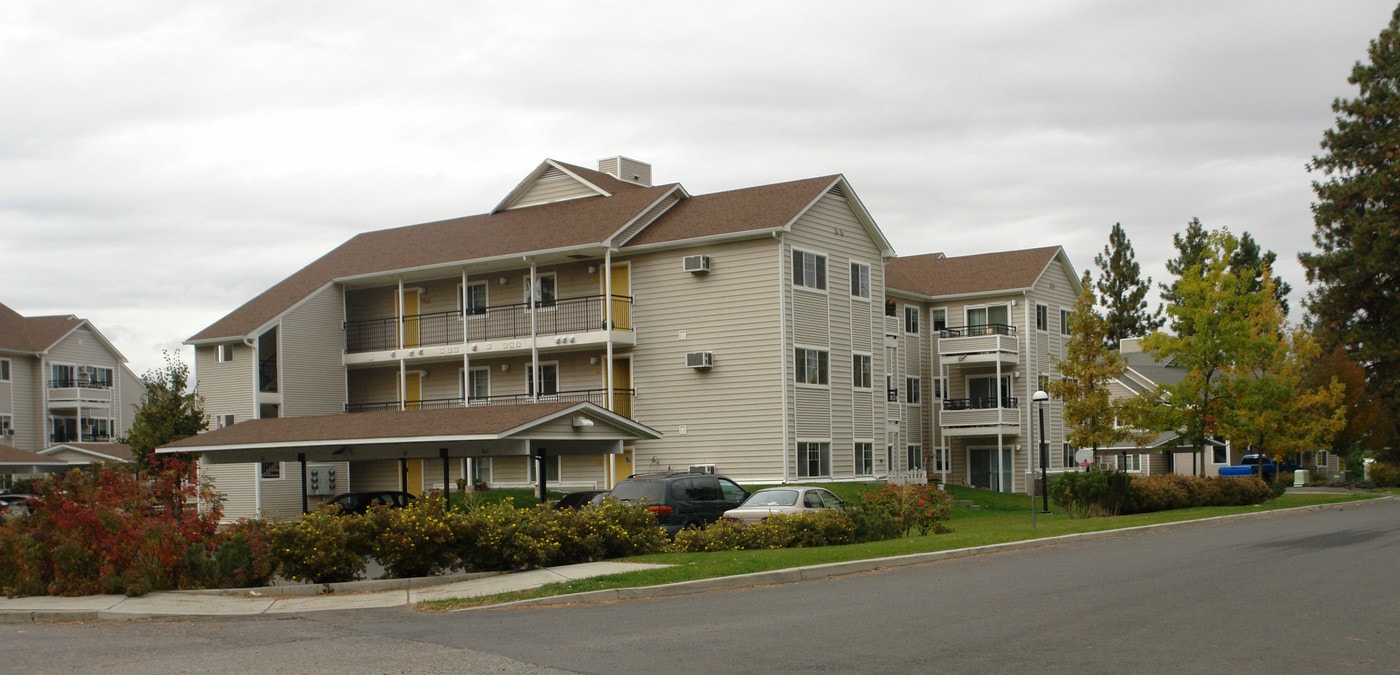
[0,446,71,490]
[157,401,660,514]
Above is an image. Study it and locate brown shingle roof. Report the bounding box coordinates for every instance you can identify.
[50,443,135,462]
[163,402,583,449]
[621,175,839,247]
[0,301,84,353]
[0,445,69,466]
[885,246,1064,298]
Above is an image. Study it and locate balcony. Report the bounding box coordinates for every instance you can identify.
[344,294,634,359]
[345,388,636,414]
[937,324,1018,364]
[47,378,113,411]
[939,397,1021,437]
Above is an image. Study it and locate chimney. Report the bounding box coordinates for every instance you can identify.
[598,156,652,186]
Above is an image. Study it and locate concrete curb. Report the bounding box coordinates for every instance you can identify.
[476,495,1391,610]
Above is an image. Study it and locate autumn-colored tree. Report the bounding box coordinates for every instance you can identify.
[120,351,206,473]
[1305,347,1393,469]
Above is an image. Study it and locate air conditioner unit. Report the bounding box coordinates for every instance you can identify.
[2,429,13,436]
[688,464,716,475]
[685,351,713,369]
[682,255,711,273]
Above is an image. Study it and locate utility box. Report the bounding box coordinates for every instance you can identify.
[1293,469,1309,487]
[306,466,338,496]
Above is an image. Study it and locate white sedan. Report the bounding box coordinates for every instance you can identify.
[721,486,844,523]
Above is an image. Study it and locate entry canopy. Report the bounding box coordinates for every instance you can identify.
[158,401,661,465]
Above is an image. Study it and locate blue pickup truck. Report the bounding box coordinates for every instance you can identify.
[1219,454,1297,481]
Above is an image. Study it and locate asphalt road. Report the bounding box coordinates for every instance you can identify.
[3,499,1396,673]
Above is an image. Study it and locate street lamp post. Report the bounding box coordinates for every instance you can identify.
[1033,390,1050,515]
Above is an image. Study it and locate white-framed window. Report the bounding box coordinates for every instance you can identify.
[886,444,896,473]
[852,354,872,390]
[50,363,74,387]
[796,441,831,477]
[1121,454,1142,472]
[525,273,557,309]
[460,281,488,316]
[260,462,282,480]
[1213,446,1228,464]
[1060,309,1072,335]
[854,442,874,476]
[931,308,947,333]
[965,304,1010,333]
[84,418,113,441]
[1062,443,1074,468]
[463,367,490,401]
[967,375,1011,408]
[907,445,923,470]
[528,455,562,484]
[905,306,920,334]
[794,347,829,385]
[1038,374,1050,393]
[850,262,870,299]
[527,363,559,397]
[1036,304,1049,331]
[934,448,946,472]
[932,376,948,399]
[0,359,9,381]
[217,345,235,362]
[470,457,493,484]
[906,377,921,404]
[216,414,235,428]
[792,250,827,291]
[0,415,13,436]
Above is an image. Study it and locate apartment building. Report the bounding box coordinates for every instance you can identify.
[885,247,1080,493]
[0,301,141,476]
[177,157,914,519]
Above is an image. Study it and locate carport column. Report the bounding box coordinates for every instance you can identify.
[399,458,408,492]
[440,448,450,501]
[298,453,308,514]
[535,446,547,505]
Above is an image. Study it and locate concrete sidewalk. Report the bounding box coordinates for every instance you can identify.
[0,561,668,623]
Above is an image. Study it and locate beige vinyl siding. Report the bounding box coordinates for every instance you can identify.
[351,460,402,492]
[626,236,784,481]
[344,286,397,324]
[195,343,257,427]
[7,357,41,451]
[281,285,347,417]
[116,364,142,437]
[203,463,258,521]
[509,169,600,209]
[348,367,401,408]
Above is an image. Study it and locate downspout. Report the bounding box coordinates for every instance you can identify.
[604,250,615,488]
[776,232,790,482]
[244,337,257,421]
[1024,290,1033,493]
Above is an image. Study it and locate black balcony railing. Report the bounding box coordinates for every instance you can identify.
[344,294,633,354]
[345,388,636,413]
[50,433,113,443]
[943,397,1020,410]
[259,356,278,393]
[938,324,1018,338]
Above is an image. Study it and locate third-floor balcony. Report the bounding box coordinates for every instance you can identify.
[344,294,634,362]
[47,378,113,412]
[937,324,1018,364]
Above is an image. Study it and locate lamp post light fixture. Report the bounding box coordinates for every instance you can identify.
[1032,390,1051,515]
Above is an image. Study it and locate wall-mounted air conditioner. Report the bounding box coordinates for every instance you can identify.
[682,255,711,273]
[2,429,13,436]
[688,464,716,475]
[685,351,713,369]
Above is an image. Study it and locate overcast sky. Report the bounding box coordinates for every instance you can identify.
[2,1,1393,378]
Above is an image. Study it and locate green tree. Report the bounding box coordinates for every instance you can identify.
[1159,218,1210,335]
[1093,223,1163,349]
[1301,5,1400,457]
[1051,272,1147,467]
[1144,228,1262,475]
[1231,232,1292,316]
[121,351,207,472]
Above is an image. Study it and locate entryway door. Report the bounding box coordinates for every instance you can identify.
[969,447,1014,492]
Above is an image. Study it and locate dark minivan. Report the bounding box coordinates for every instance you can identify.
[599,471,748,535]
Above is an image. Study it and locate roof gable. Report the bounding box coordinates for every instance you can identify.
[0,302,88,354]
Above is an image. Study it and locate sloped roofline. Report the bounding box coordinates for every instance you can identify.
[492,159,613,214]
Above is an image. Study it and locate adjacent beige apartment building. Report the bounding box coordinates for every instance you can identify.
[182,157,1076,518]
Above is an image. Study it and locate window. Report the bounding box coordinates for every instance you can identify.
[527,363,559,397]
[906,445,923,470]
[0,359,9,381]
[217,345,234,362]
[261,462,281,480]
[854,442,873,476]
[464,367,489,401]
[850,262,870,299]
[51,363,74,387]
[934,448,946,472]
[1036,304,1049,331]
[1038,374,1050,393]
[91,367,113,388]
[792,250,827,290]
[906,377,921,404]
[84,418,112,441]
[461,281,488,315]
[525,273,556,308]
[1060,309,1072,335]
[905,307,920,334]
[797,441,830,477]
[852,354,872,389]
[1062,443,1074,468]
[794,348,829,385]
[967,375,1012,407]
[1213,446,1228,464]
[931,308,947,333]
[0,415,12,436]
[470,457,493,484]
[1121,454,1142,472]
[965,305,1010,333]
[932,376,947,399]
[216,414,235,428]
[528,455,562,484]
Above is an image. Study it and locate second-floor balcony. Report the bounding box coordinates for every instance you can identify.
[937,324,1018,364]
[939,396,1021,437]
[345,387,636,415]
[345,294,633,356]
[47,378,114,411]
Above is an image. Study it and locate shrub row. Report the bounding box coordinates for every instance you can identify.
[1050,470,1276,518]
[1368,462,1400,487]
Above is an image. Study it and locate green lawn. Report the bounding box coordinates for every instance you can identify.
[419,485,1378,611]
